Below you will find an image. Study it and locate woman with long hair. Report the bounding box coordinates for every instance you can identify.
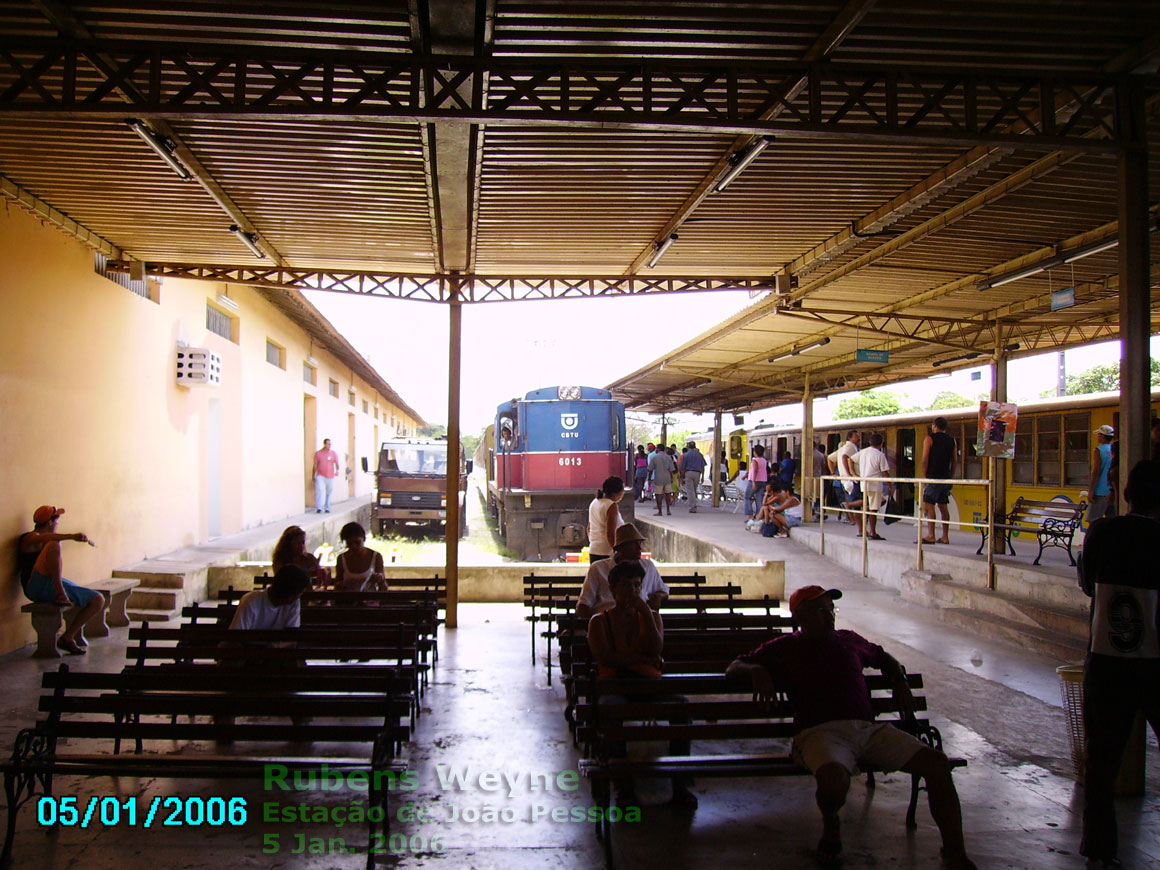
[271,526,329,588]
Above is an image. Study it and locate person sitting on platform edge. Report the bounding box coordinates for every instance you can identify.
[574,524,669,621]
[1077,459,1160,868]
[587,560,697,808]
[758,483,801,538]
[17,505,104,655]
[726,586,976,870]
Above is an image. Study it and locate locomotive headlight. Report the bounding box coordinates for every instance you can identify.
[381,495,392,506]
[441,495,447,506]
[558,385,582,400]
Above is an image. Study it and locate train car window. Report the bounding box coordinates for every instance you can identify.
[1036,415,1062,486]
[957,422,983,480]
[1012,430,1033,484]
[898,428,916,476]
[827,433,841,453]
[610,410,621,452]
[776,437,787,461]
[729,435,742,460]
[1064,413,1089,486]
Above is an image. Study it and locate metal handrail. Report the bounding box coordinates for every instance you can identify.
[816,474,995,585]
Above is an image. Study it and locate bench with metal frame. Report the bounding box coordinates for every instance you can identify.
[977,497,1087,565]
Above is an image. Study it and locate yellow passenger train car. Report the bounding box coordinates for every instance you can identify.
[744,389,1158,529]
[689,427,749,481]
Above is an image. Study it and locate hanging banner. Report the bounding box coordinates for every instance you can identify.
[976,401,1018,459]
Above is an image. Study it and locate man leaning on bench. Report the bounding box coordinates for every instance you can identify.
[726,586,976,869]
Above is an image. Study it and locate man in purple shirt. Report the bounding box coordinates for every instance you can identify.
[727,586,975,869]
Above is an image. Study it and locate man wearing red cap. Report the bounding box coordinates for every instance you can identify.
[727,586,975,869]
[18,506,104,655]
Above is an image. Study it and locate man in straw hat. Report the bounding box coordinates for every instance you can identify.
[727,586,975,869]
[575,524,669,620]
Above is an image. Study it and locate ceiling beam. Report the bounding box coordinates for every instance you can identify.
[0,41,1133,152]
[27,0,285,266]
[1,173,123,258]
[622,0,878,274]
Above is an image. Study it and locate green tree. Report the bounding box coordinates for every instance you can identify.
[1063,358,1160,395]
[928,391,975,411]
[833,390,903,420]
[461,433,481,459]
[416,424,447,438]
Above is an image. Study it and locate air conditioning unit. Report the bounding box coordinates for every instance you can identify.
[175,346,222,387]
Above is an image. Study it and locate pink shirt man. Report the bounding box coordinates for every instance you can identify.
[312,438,340,512]
[313,441,339,478]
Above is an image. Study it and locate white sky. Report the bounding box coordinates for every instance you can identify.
[304,287,1155,437]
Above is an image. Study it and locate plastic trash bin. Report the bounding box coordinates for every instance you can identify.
[1057,663,1145,796]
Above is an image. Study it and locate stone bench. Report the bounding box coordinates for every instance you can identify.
[20,578,140,657]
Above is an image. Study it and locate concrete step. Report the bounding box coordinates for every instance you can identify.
[127,587,181,611]
[112,566,188,589]
[939,606,1087,662]
[126,607,180,624]
[901,570,1088,637]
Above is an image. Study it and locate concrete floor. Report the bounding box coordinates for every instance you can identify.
[1,501,1157,868]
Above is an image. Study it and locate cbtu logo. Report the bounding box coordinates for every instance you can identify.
[561,413,579,430]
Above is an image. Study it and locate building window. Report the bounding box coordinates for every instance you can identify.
[206,303,236,342]
[349,390,356,407]
[328,379,340,398]
[265,340,285,369]
[303,361,316,386]
[362,399,369,414]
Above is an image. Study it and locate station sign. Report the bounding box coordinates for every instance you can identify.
[855,349,890,364]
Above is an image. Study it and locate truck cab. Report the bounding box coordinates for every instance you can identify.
[374,438,470,537]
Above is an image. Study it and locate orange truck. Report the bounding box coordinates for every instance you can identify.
[373,438,471,537]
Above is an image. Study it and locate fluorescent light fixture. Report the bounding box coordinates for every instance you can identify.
[714,136,772,193]
[932,352,982,368]
[215,292,239,313]
[976,262,1047,291]
[1060,236,1120,264]
[647,233,678,269]
[767,336,831,363]
[229,224,267,259]
[125,118,193,181]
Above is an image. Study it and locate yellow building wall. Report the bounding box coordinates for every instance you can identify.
[0,205,418,653]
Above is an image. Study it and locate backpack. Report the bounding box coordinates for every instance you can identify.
[760,521,778,537]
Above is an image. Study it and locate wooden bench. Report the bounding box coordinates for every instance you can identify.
[19,577,140,657]
[131,620,431,695]
[977,497,1086,565]
[574,672,966,868]
[0,663,411,869]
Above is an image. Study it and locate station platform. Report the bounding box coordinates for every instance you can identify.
[0,492,1156,869]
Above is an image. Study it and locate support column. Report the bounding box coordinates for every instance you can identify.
[711,411,723,508]
[660,417,668,448]
[444,283,462,629]
[991,341,1008,533]
[1118,76,1151,479]
[802,376,815,522]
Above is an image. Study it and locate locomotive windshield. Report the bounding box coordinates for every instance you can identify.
[379,441,448,475]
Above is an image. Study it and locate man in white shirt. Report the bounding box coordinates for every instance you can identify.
[229,565,310,631]
[574,525,669,620]
[856,433,892,541]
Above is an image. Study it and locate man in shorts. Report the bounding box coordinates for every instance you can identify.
[727,586,975,869]
[922,417,957,544]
